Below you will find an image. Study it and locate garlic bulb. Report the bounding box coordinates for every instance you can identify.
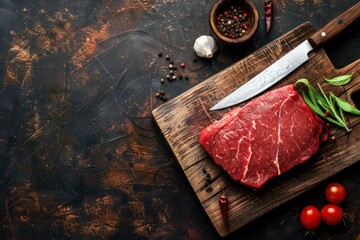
[193,35,217,58]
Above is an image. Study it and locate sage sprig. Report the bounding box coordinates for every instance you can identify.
[295,75,360,132]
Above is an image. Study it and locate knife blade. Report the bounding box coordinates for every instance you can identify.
[210,2,360,111]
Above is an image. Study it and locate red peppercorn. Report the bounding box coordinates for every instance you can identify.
[331,136,336,141]
[215,5,250,39]
[180,63,185,68]
[217,16,221,21]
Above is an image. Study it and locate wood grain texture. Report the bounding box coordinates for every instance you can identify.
[152,22,360,237]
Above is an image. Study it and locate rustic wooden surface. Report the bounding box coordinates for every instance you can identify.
[152,22,360,237]
[0,0,359,239]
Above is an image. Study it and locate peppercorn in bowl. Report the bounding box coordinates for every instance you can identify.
[210,0,259,44]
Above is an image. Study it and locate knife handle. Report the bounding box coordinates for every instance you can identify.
[309,2,360,48]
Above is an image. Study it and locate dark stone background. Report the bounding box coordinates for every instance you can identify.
[0,0,359,239]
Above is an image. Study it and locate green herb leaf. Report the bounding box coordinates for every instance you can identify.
[295,76,359,132]
[324,74,353,86]
[318,84,349,131]
[334,95,360,115]
[295,79,325,105]
[330,93,347,124]
[300,90,324,116]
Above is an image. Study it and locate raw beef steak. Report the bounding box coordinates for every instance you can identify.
[199,85,328,189]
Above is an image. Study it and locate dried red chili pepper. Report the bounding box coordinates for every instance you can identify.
[219,192,229,227]
[264,0,273,34]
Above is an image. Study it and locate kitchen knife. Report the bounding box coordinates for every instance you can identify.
[210,2,360,111]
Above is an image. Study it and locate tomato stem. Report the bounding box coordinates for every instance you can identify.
[304,230,317,237]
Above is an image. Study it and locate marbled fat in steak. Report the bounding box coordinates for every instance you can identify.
[199,85,328,189]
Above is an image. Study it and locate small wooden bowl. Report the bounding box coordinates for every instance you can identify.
[210,0,259,44]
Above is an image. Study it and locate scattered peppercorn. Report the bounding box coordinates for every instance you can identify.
[155,89,168,102]
[156,53,195,103]
[331,136,336,141]
[206,173,211,181]
[202,168,213,192]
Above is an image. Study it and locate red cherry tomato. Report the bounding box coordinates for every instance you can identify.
[300,205,322,230]
[325,182,346,204]
[321,204,343,225]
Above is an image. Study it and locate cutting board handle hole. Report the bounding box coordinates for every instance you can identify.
[351,89,360,109]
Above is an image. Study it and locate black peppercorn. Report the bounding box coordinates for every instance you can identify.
[215,5,250,39]
[165,55,170,60]
[206,173,211,181]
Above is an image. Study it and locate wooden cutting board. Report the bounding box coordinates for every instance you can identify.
[152,22,360,237]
